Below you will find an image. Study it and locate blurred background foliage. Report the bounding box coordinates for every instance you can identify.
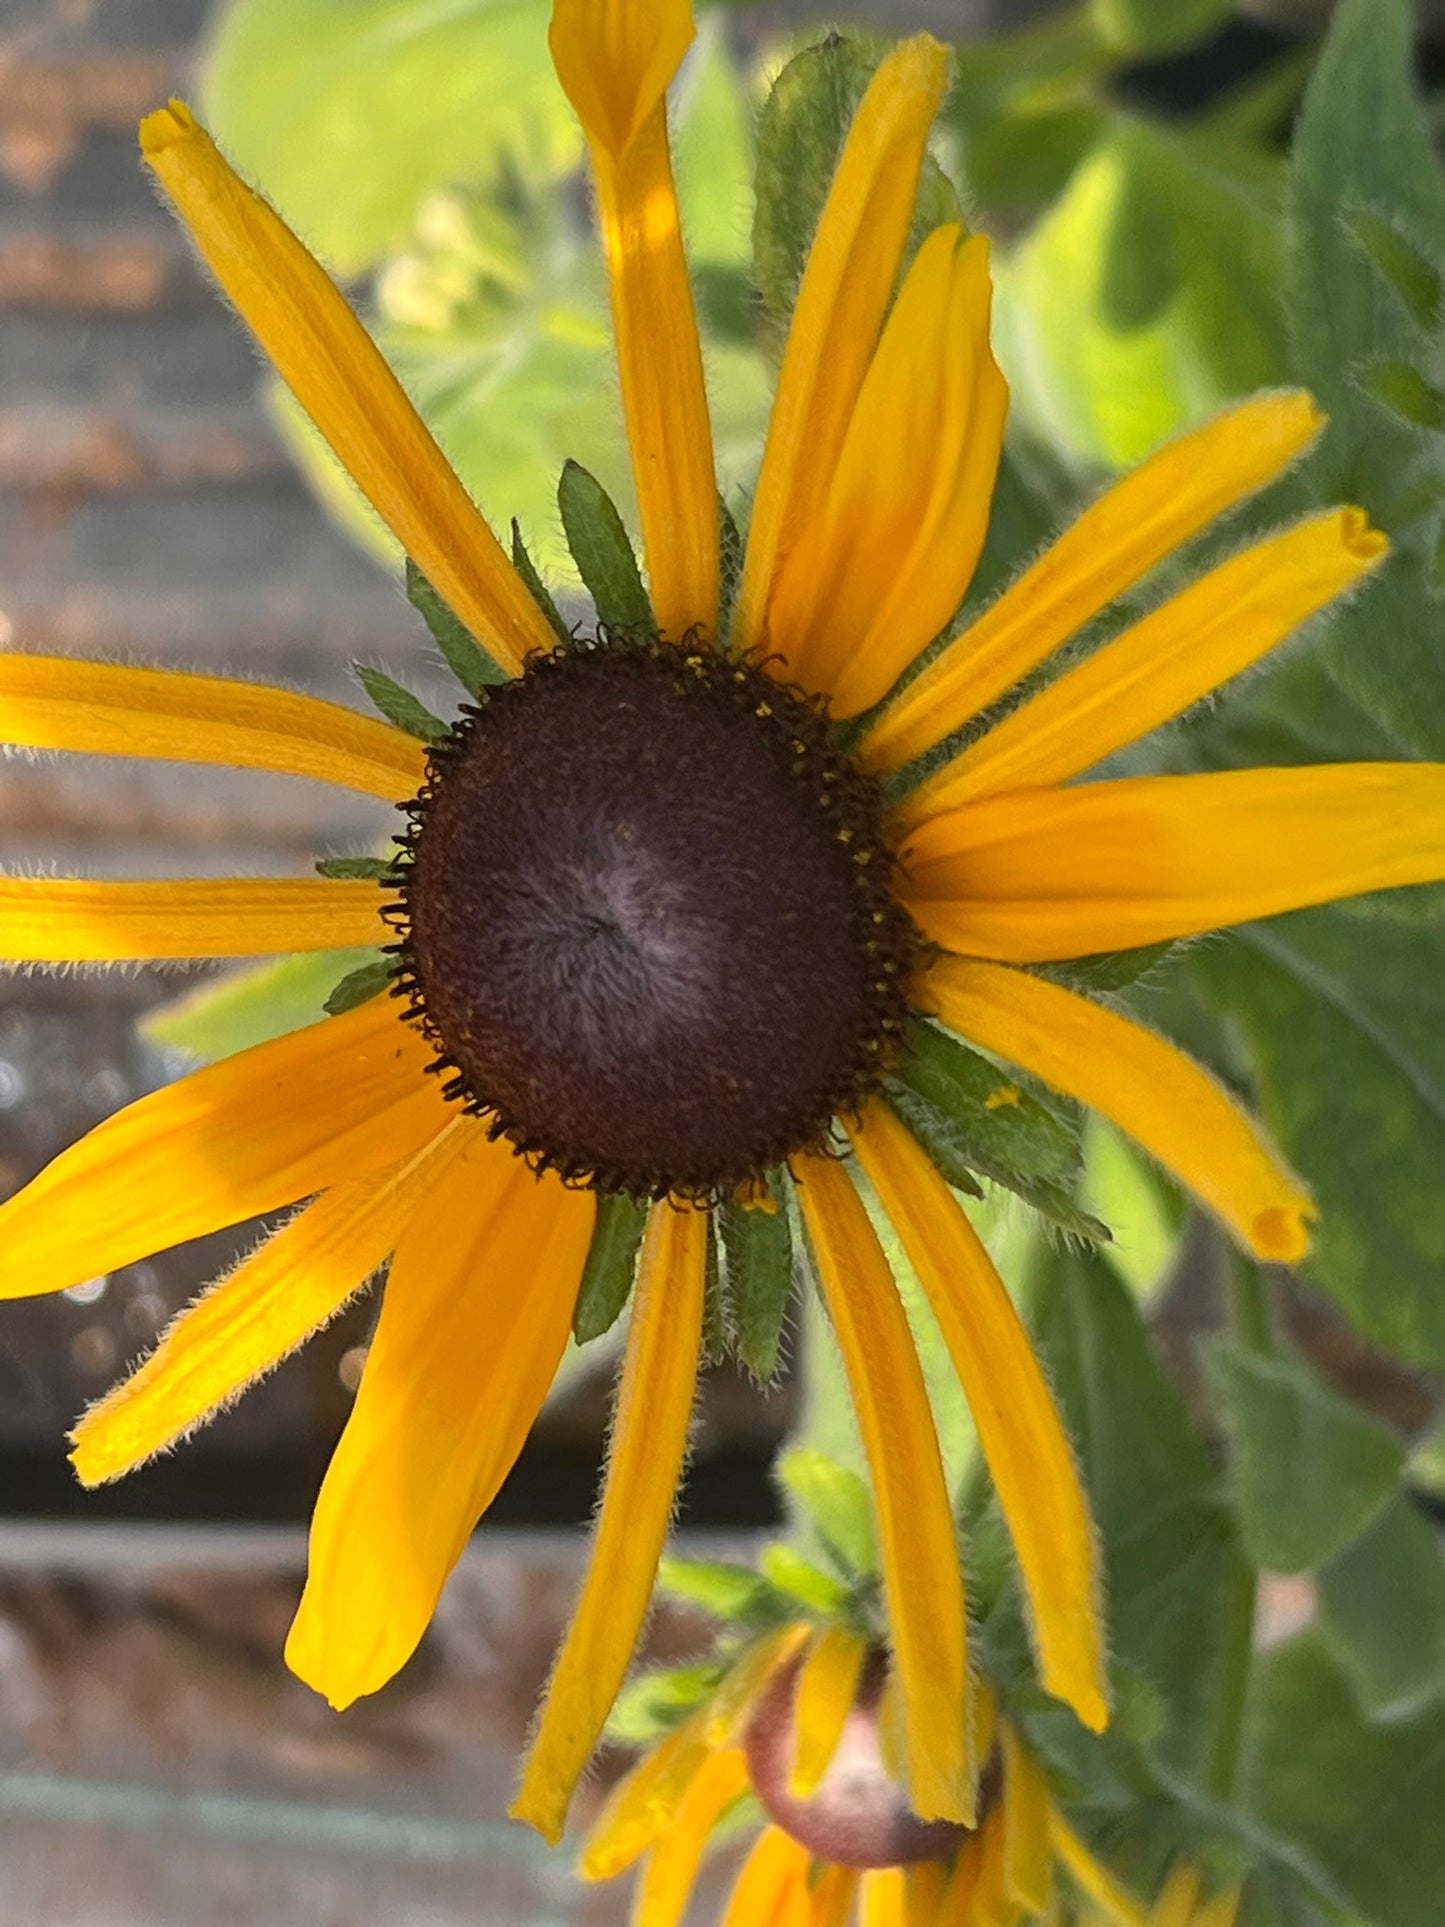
[160,1,1445,1918]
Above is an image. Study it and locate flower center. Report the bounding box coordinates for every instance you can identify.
[743,1648,982,1870]
[389,639,917,1198]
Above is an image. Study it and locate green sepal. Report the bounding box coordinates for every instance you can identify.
[405,557,511,695]
[324,957,395,1017]
[352,661,449,743]
[1317,1495,1445,1720]
[572,1191,648,1344]
[775,1445,878,1580]
[1345,206,1443,330]
[656,1556,774,1625]
[758,1541,851,1616]
[885,1020,1108,1242]
[607,1660,730,1744]
[718,493,744,638]
[557,460,652,633]
[1042,941,1177,995]
[718,1175,795,1383]
[752,36,959,359]
[509,520,570,645]
[314,855,394,880]
[1208,1341,1404,1574]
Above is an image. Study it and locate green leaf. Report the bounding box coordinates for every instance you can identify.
[323,958,395,1017]
[1208,1342,1403,1573]
[775,1446,878,1580]
[994,118,1286,469]
[607,1661,728,1744]
[314,855,394,881]
[556,460,652,632]
[885,1021,1108,1242]
[1345,206,1444,332]
[142,949,381,1062]
[1358,358,1445,433]
[1243,1632,1445,1927]
[571,1192,648,1344]
[656,1557,771,1623]
[508,522,570,646]
[1089,0,1232,58]
[1194,910,1445,1366]
[202,0,579,275]
[406,557,511,693]
[718,1179,795,1382]
[1317,1495,1445,1720]
[352,663,448,743]
[758,1541,851,1616]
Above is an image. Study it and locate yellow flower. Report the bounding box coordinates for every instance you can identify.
[579,1626,1242,1927]
[0,0,1440,1848]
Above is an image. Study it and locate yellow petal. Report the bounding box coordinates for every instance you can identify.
[940,1837,983,1924]
[860,390,1326,773]
[1000,1725,1053,1915]
[898,508,1387,824]
[971,1804,1019,1927]
[285,1141,594,1708]
[902,1861,948,1927]
[767,229,1007,714]
[793,1154,972,1824]
[0,875,389,961]
[720,1828,811,1927]
[551,0,716,639]
[512,1202,708,1843]
[1190,1883,1243,1927]
[851,1102,1107,1733]
[69,1120,468,1486]
[632,1746,750,1927]
[140,104,551,676]
[1150,1864,1202,1927]
[861,1869,908,1927]
[0,653,424,802]
[789,1623,869,1799]
[924,955,1313,1263]
[578,1708,713,1882]
[0,997,446,1301]
[704,1622,813,1748]
[811,1865,861,1927]
[898,763,1445,961]
[1048,1811,1148,1927]
[732,37,951,655]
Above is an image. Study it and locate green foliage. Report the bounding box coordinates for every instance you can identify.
[571,1193,648,1345]
[885,1021,1107,1241]
[607,1661,727,1744]
[656,1557,773,1624]
[717,1181,795,1383]
[757,1541,851,1617]
[323,957,395,1017]
[142,950,382,1062]
[1089,0,1231,59]
[314,855,393,880]
[775,1446,878,1581]
[202,0,578,274]
[1317,1496,1445,1721]
[351,662,449,742]
[406,557,511,693]
[509,523,570,645]
[1208,1342,1403,1573]
[556,461,652,631]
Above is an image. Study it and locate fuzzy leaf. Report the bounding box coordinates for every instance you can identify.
[406,557,510,694]
[509,521,570,645]
[1209,1342,1403,1573]
[571,1192,648,1345]
[314,855,394,880]
[352,662,449,743]
[557,460,652,633]
[608,1662,729,1744]
[758,1542,851,1616]
[1317,1496,1445,1721]
[656,1557,772,1624]
[1345,205,1444,331]
[775,1446,878,1580]
[323,958,395,1017]
[718,1178,795,1383]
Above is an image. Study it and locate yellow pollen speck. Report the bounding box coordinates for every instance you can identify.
[756,702,773,718]
[838,827,855,844]
[985,1084,1022,1111]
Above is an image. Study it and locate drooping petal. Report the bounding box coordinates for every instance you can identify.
[898,509,1387,825]
[859,390,1325,775]
[1048,1811,1148,1927]
[69,1120,469,1486]
[767,228,1007,713]
[720,1828,811,1927]
[632,1747,750,1927]
[793,1154,973,1825]
[1151,1864,1202,1927]
[140,104,552,676]
[810,1865,861,1927]
[0,654,425,802]
[903,1861,948,1925]
[789,1622,869,1798]
[999,1725,1053,1915]
[898,763,1445,961]
[512,1202,708,1844]
[923,955,1313,1262]
[0,997,447,1301]
[733,36,951,655]
[578,1708,713,1882]
[850,1103,1106,1733]
[0,875,389,961]
[940,1837,983,1922]
[550,0,716,639]
[705,1622,815,1747]
[860,1869,908,1927]
[1191,1883,1243,1927]
[285,1140,594,1708]
[970,1802,1015,1927]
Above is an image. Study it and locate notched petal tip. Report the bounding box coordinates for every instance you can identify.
[1252,1201,1314,1265]
[139,98,196,156]
[1339,506,1390,562]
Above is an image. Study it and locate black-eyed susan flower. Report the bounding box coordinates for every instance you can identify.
[0,0,1442,1847]
[579,1619,1242,1927]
